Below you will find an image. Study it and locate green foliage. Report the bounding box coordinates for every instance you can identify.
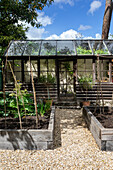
[38,75,47,83]
[0,90,35,118]
[0,85,35,118]
[64,62,73,76]
[76,46,109,55]
[94,49,108,55]
[57,47,73,55]
[38,73,56,84]
[37,99,51,117]
[78,75,93,90]
[0,91,51,118]
[77,46,92,54]
[0,0,54,55]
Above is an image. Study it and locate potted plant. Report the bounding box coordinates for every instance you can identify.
[78,75,93,106]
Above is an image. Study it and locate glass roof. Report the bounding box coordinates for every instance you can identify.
[5,40,113,57]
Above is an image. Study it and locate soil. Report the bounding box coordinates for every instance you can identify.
[90,107,113,128]
[0,113,50,129]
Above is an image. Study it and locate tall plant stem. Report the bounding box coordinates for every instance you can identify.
[29,57,38,128]
[8,61,22,129]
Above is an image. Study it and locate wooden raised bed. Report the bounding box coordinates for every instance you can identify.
[83,106,113,151]
[0,106,55,150]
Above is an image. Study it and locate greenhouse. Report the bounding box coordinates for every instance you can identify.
[2,39,113,105]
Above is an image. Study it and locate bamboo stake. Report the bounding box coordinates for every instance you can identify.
[29,57,38,128]
[18,88,27,123]
[8,61,22,129]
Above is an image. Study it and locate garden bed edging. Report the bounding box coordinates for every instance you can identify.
[83,106,113,151]
[0,106,55,150]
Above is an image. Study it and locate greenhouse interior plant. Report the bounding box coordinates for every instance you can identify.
[78,75,93,106]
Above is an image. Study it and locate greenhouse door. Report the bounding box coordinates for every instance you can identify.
[58,61,75,101]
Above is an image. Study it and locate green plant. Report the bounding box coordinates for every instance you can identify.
[0,88,35,118]
[94,49,108,55]
[46,73,56,84]
[76,46,109,55]
[63,62,73,76]
[9,86,35,118]
[37,99,51,117]
[77,46,92,54]
[78,75,93,101]
[38,74,56,84]
[38,75,46,83]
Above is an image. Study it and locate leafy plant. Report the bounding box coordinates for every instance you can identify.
[76,46,109,55]
[0,88,35,118]
[77,46,92,55]
[94,49,108,55]
[37,99,51,117]
[63,62,73,76]
[78,75,93,101]
[38,73,56,84]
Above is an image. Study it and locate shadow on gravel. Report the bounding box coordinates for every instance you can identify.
[53,108,87,149]
[53,109,62,149]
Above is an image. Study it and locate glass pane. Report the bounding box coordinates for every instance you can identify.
[6,61,13,83]
[40,41,56,55]
[15,72,22,82]
[75,40,92,55]
[77,59,85,71]
[48,59,55,71]
[14,60,21,71]
[24,61,30,83]
[40,59,47,71]
[90,41,109,55]
[105,40,113,54]
[6,72,13,83]
[6,41,27,56]
[23,41,41,56]
[77,59,93,81]
[86,59,93,71]
[96,60,109,82]
[103,60,109,70]
[57,41,75,55]
[31,61,38,72]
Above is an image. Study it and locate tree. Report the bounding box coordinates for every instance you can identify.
[0,0,53,54]
[102,0,113,39]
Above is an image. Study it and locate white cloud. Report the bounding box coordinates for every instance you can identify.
[78,25,92,31]
[18,12,52,28]
[46,29,103,40]
[88,1,102,14]
[46,29,82,39]
[24,12,52,39]
[54,0,74,6]
[95,33,101,39]
[37,12,52,26]
[26,28,46,39]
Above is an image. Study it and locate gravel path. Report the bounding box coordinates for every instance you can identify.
[0,108,113,169]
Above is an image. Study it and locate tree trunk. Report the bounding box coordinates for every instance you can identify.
[102,0,112,39]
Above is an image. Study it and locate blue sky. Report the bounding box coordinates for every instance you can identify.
[26,0,113,39]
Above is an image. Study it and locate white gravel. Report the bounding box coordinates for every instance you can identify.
[0,108,113,169]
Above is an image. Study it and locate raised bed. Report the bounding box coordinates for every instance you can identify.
[83,106,113,151]
[0,106,55,150]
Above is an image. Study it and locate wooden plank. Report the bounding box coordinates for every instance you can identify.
[102,135,113,141]
[90,117,102,139]
[101,129,113,135]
